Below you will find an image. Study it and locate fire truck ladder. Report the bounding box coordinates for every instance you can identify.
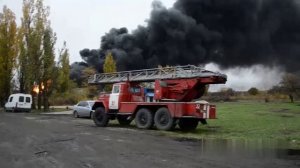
[88,65,227,84]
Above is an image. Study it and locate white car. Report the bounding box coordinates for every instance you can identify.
[4,93,32,112]
[73,100,95,118]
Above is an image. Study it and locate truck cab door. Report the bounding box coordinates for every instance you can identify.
[109,85,120,110]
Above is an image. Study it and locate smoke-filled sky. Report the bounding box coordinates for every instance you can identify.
[0,0,176,63]
[1,0,299,91]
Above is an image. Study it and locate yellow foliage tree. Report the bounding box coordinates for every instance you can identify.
[103,52,116,73]
[0,6,18,106]
[103,52,116,92]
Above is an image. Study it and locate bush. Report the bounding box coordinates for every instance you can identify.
[49,88,89,105]
[248,87,259,95]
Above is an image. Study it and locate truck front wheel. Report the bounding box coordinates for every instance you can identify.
[135,108,153,129]
[93,107,109,127]
[178,118,199,131]
[154,107,176,131]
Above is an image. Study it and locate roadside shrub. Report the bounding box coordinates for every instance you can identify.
[248,87,259,95]
[49,88,88,105]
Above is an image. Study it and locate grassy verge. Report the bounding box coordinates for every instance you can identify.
[160,101,300,148]
[0,107,68,114]
[30,108,68,114]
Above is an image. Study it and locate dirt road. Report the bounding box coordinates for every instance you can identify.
[0,112,299,168]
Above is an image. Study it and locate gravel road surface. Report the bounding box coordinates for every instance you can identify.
[0,111,299,168]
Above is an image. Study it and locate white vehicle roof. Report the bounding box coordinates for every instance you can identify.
[10,93,31,96]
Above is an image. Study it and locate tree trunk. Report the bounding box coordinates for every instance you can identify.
[19,74,25,93]
[289,94,294,103]
[31,91,36,109]
[4,84,10,105]
[43,91,49,112]
[38,84,42,110]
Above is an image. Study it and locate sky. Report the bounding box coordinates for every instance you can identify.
[0,0,176,63]
[0,0,283,91]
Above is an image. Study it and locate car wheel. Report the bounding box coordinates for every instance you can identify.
[73,111,79,118]
[154,107,176,131]
[93,107,109,127]
[135,108,153,129]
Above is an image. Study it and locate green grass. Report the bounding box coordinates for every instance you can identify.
[161,101,300,148]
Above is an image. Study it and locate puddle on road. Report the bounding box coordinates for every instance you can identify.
[175,138,300,161]
[24,116,37,120]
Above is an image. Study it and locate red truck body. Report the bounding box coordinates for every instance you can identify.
[90,65,226,131]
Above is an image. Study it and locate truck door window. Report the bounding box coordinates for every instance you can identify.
[19,96,24,102]
[9,97,13,102]
[26,97,31,103]
[113,85,120,93]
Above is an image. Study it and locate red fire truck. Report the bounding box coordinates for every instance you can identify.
[89,65,227,131]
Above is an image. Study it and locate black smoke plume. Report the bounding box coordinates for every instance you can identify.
[70,49,104,84]
[70,62,88,86]
[79,0,300,73]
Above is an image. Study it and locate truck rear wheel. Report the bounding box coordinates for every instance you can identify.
[117,115,132,125]
[93,107,109,127]
[178,118,199,131]
[135,108,153,129]
[154,107,175,131]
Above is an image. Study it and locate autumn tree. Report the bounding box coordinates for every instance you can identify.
[0,6,18,106]
[33,0,50,109]
[103,52,116,73]
[18,0,33,94]
[41,25,56,111]
[103,52,116,92]
[18,0,57,110]
[82,67,98,98]
[280,73,300,103]
[57,41,70,93]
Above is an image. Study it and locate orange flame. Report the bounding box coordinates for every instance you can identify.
[33,83,45,94]
[33,85,39,94]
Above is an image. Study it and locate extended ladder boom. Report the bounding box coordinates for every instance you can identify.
[88,65,227,84]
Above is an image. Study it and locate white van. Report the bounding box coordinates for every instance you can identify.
[4,93,32,112]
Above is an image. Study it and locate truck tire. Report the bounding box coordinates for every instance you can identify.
[154,107,175,131]
[93,107,109,127]
[178,118,199,131]
[117,115,132,126]
[135,108,153,129]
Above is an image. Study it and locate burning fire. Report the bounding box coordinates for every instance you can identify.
[33,83,45,94]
